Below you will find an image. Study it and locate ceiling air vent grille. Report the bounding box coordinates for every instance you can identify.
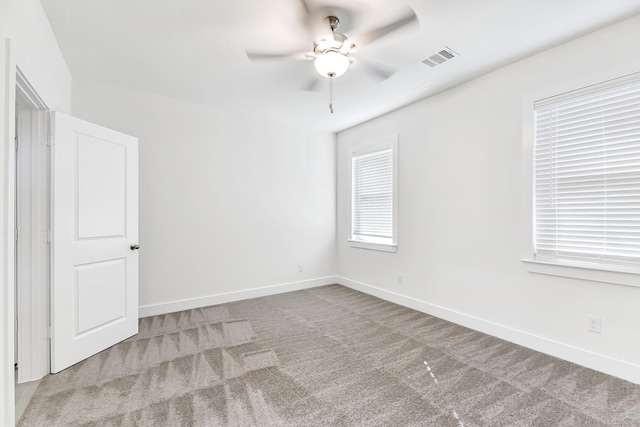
[420,47,459,68]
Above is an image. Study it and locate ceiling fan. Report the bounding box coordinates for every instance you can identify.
[245,1,418,84]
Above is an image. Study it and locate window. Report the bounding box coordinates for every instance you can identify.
[350,135,398,252]
[533,73,640,266]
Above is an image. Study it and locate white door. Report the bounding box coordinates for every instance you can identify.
[51,112,138,373]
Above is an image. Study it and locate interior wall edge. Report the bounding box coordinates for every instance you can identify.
[336,276,640,386]
[138,276,339,318]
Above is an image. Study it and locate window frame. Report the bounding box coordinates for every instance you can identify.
[349,134,398,253]
[522,71,640,286]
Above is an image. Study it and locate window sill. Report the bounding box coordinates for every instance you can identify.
[521,257,640,288]
[349,240,398,253]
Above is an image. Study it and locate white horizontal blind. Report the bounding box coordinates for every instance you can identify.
[534,74,640,263]
[352,145,394,244]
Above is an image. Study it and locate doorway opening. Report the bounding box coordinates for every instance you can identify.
[14,68,50,418]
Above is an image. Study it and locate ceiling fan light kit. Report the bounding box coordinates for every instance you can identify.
[314,49,350,78]
[312,16,352,79]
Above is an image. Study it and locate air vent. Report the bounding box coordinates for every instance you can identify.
[419,47,459,68]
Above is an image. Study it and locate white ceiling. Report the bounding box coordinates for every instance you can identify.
[40,0,640,133]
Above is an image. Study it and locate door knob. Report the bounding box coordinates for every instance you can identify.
[130,244,140,250]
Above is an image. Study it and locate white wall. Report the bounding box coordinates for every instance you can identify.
[71,79,337,314]
[337,14,640,383]
[0,0,71,424]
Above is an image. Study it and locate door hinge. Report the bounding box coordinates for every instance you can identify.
[46,230,51,243]
[47,326,53,340]
[46,133,53,147]
[15,228,18,242]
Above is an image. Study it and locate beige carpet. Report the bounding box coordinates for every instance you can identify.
[18,285,640,426]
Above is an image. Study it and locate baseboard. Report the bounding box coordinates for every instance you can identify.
[337,276,640,385]
[138,276,338,318]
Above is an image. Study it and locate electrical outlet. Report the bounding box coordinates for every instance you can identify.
[587,316,601,333]
[397,273,403,284]
[298,264,303,273]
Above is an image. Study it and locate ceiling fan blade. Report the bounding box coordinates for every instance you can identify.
[302,78,321,91]
[355,9,418,45]
[297,0,312,17]
[358,59,394,81]
[245,50,314,61]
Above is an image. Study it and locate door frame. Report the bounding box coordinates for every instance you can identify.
[2,37,19,427]
[15,67,50,383]
[1,40,51,424]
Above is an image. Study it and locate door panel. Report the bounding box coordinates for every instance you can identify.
[75,259,126,335]
[76,134,126,239]
[51,112,138,373]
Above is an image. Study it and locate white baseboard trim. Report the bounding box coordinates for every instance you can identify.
[138,276,338,318]
[337,276,640,385]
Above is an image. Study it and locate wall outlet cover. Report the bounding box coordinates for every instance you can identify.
[587,316,601,333]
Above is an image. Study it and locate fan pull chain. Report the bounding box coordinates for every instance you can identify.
[329,78,334,114]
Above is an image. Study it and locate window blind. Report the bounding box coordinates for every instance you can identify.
[534,74,640,263]
[352,146,393,244]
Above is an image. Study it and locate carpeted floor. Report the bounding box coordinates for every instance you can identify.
[18,284,640,426]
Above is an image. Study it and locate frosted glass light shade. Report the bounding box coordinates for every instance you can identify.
[314,50,350,78]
